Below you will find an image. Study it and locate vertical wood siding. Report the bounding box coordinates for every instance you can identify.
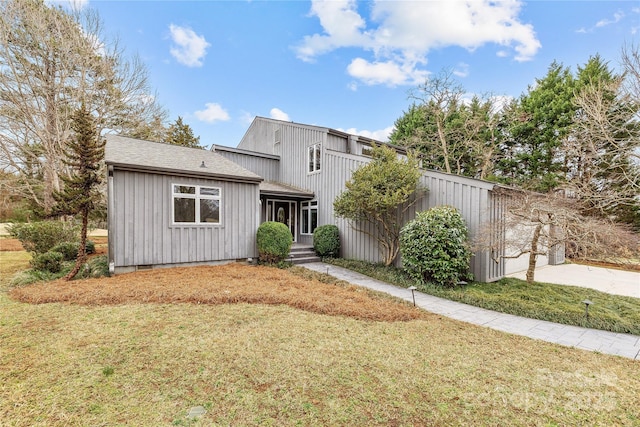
[321,151,503,282]
[111,169,259,268]
[214,150,280,182]
[235,118,506,282]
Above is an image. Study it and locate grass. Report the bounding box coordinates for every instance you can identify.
[1,251,640,426]
[327,258,640,335]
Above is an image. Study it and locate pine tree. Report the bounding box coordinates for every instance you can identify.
[166,116,201,148]
[52,105,105,280]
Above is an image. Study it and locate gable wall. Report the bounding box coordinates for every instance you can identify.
[109,169,259,271]
[214,149,280,182]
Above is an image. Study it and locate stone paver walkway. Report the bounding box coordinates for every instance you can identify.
[302,262,640,361]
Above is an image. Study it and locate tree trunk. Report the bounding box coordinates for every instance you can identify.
[65,208,88,281]
[436,116,451,174]
[526,224,543,283]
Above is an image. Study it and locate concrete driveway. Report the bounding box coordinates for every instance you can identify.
[507,263,640,298]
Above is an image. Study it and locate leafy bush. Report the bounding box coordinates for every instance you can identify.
[313,224,340,258]
[30,251,64,273]
[400,205,472,287]
[7,221,78,255]
[256,221,293,264]
[85,239,96,255]
[51,242,79,261]
[78,255,110,279]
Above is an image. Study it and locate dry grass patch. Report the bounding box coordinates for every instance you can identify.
[2,253,640,425]
[9,263,428,322]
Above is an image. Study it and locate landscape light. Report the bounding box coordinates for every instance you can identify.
[582,299,593,320]
[408,286,417,306]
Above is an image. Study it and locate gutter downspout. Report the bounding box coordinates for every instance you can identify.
[107,165,115,275]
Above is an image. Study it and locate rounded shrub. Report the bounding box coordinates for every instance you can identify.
[30,251,64,273]
[51,242,79,261]
[7,221,78,255]
[400,205,473,287]
[85,239,96,255]
[313,224,340,258]
[256,221,293,264]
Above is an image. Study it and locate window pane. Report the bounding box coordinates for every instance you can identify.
[302,209,309,234]
[200,187,220,197]
[314,145,321,171]
[200,199,220,223]
[174,198,195,222]
[174,185,195,194]
[308,146,314,173]
[310,209,318,233]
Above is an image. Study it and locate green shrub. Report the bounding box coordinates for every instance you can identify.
[400,205,472,287]
[30,251,64,273]
[78,255,110,279]
[51,242,79,261]
[7,221,78,255]
[256,221,293,264]
[313,224,340,258]
[85,239,96,255]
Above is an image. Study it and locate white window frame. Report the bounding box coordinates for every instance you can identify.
[301,200,318,235]
[307,143,321,174]
[172,184,222,225]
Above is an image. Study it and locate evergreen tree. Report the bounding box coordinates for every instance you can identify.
[499,61,576,192]
[52,105,105,280]
[333,144,424,265]
[166,116,201,148]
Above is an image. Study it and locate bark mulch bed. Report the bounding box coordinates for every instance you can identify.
[9,263,431,322]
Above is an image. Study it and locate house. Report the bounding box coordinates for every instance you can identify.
[105,135,262,274]
[105,117,562,280]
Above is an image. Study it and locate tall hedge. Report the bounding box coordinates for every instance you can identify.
[256,221,293,264]
[400,206,472,287]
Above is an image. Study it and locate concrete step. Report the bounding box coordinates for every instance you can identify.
[288,255,322,264]
[286,245,320,264]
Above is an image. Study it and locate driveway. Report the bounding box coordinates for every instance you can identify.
[507,263,640,298]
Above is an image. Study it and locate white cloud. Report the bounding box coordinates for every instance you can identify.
[194,103,230,123]
[295,0,370,62]
[169,24,210,67]
[596,11,624,28]
[295,0,541,86]
[577,10,626,33]
[347,57,428,87]
[340,126,395,142]
[453,63,470,78]
[269,108,290,121]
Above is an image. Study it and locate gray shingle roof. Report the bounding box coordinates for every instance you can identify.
[105,135,262,182]
[259,181,314,198]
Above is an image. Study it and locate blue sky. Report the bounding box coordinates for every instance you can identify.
[64,1,638,148]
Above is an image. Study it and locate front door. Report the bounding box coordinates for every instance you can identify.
[267,200,297,242]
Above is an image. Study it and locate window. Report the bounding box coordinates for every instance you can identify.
[308,143,321,173]
[301,200,318,234]
[172,184,221,224]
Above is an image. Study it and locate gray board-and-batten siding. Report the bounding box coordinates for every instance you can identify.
[234,117,506,282]
[105,135,262,274]
[321,150,506,283]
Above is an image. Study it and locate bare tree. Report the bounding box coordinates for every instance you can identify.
[408,69,465,174]
[566,77,639,215]
[0,0,166,215]
[395,70,502,179]
[476,189,637,283]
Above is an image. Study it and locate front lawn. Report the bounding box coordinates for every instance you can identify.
[1,253,639,426]
[327,259,640,335]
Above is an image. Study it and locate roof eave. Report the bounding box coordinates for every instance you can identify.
[106,162,263,184]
